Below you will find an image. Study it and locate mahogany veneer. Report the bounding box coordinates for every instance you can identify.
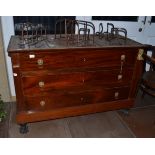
[8,35,149,132]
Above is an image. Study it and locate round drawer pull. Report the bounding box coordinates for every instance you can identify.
[37,59,44,66]
[40,100,45,107]
[118,74,122,80]
[83,58,86,62]
[13,73,18,77]
[115,92,119,99]
[121,55,126,61]
[39,81,45,88]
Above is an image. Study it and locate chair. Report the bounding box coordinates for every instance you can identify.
[140,46,155,97]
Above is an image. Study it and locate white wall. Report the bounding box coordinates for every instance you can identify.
[1,16,15,96]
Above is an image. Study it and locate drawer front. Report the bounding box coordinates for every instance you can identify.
[83,68,133,87]
[22,68,133,96]
[24,86,130,111]
[19,49,136,71]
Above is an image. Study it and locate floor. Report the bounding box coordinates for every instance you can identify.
[0,90,155,138]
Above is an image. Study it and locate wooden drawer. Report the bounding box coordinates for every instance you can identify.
[24,86,130,112]
[19,49,136,71]
[21,68,133,96]
[83,68,133,87]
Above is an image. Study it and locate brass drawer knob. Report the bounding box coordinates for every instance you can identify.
[121,55,126,61]
[39,81,45,88]
[115,92,119,99]
[118,74,122,80]
[37,59,44,66]
[40,100,45,106]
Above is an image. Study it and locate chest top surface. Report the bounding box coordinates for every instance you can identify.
[7,34,147,53]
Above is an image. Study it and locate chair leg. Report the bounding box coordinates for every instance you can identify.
[141,91,146,98]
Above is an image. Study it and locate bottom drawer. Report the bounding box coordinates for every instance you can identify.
[24,86,130,112]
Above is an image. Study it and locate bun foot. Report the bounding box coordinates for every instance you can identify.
[19,124,29,134]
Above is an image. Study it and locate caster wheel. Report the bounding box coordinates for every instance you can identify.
[19,124,29,134]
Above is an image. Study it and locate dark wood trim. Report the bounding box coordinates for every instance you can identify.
[16,99,134,123]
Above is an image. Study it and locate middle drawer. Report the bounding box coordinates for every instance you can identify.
[22,68,133,96]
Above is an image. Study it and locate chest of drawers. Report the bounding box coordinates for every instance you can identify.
[8,35,149,133]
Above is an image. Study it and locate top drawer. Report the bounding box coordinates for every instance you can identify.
[19,49,137,71]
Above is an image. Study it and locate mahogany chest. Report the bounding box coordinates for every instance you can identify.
[8,35,149,133]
